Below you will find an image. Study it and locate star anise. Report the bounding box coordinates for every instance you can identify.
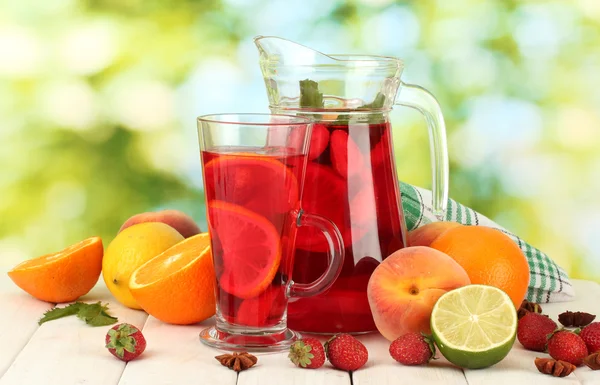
[535,357,576,377]
[518,299,543,319]
[215,352,258,372]
[558,311,596,327]
[584,352,600,370]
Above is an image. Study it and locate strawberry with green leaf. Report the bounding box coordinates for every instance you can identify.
[105,323,146,362]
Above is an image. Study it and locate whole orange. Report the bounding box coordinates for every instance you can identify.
[429,226,530,308]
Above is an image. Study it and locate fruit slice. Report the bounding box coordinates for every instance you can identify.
[235,286,286,327]
[294,163,349,252]
[289,123,330,161]
[208,200,281,299]
[8,237,103,303]
[203,155,299,215]
[129,233,215,325]
[431,285,518,369]
[330,130,364,179]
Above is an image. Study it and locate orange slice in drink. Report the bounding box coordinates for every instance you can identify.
[208,200,281,299]
[129,233,215,325]
[203,154,299,216]
[8,237,103,303]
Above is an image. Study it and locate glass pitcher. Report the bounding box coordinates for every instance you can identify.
[254,36,449,334]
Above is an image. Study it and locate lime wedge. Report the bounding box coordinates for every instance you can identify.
[430,285,517,369]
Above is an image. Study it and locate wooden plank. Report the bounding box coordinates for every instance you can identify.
[0,285,148,385]
[462,345,581,385]
[353,333,467,385]
[0,274,53,377]
[117,316,237,385]
[237,335,350,385]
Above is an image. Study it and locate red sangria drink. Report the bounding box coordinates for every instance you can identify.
[287,118,407,334]
[197,113,344,352]
[255,36,450,335]
[202,149,304,328]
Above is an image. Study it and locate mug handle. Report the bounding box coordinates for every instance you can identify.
[395,81,449,220]
[288,209,344,298]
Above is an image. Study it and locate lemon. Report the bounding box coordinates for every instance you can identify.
[430,285,517,369]
[102,222,184,309]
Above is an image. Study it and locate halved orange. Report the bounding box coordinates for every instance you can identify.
[129,233,215,325]
[208,200,281,299]
[8,237,103,303]
[203,154,299,216]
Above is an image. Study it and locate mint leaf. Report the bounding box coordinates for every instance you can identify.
[299,79,324,108]
[300,79,387,125]
[38,301,118,326]
[87,310,118,327]
[38,303,82,325]
[76,301,103,322]
[358,92,386,110]
[77,302,118,327]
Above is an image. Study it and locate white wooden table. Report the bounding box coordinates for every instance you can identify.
[1,270,599,385]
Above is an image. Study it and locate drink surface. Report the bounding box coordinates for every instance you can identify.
[287,120,406,333]
[202,148,305,328]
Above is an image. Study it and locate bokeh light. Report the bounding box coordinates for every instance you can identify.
[0,0,598,282]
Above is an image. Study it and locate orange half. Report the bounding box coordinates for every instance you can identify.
[129,233,216,325]
[8,237,103,303]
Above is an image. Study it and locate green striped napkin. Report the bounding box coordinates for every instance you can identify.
[400,182,575,303]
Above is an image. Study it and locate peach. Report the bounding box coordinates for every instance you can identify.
[407,222,462,247]
[367,246,470,341]
[119,210,201,238]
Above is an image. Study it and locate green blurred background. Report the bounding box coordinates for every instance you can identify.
[1,0,599,281]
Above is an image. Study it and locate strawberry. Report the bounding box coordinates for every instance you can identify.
[105,323,146,362]
[325,334,368,371]
[580,322,600,354]
[389,333,435,366]
[288,338,325,369]
[330,130,364,180]
[547,330,588,366]
[517,312,557,352]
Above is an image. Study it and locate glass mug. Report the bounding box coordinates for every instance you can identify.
[197,113,344,351]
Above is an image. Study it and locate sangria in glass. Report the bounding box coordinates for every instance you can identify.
[197,113,344,351]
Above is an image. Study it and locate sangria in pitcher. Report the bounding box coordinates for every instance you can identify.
[254,36,449,334]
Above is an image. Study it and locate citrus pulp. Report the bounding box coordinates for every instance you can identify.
[8,237,103,303]
[208,200,281,299]
[430,284,517,369]
[129,232,215,324]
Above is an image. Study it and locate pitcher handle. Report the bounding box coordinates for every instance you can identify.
[288,210,344,298]
[394,81,449,219]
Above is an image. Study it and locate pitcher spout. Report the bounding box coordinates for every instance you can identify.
[254,35,339,66]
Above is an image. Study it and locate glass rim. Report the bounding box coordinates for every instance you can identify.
[197,113,312,126]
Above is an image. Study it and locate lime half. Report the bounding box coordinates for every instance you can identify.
[430,285,517,369]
